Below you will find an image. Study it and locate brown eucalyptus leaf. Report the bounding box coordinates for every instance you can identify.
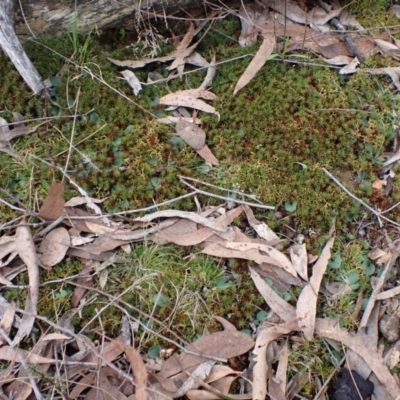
[117,342,148,400]
[296,236,335,340]
[234,34,275,95]
[159,330,254,379]
[39,227,70,269]
[13,223,39,345]
[39,181,65,220]
[196,146,219,166]
[176,119,206,150]
[160,94,219,116]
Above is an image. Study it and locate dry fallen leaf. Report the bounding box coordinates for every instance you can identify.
[159,330,254,379]
[252,323,296,400]
[249,267,296,323]
[176,119,206,150]
[120,69,142,96]
[296,236,335,340]
[289,243,308,282]
[196,145,219,166]
[13,222,39,345]
[39,181,65,220]
[39,227,70,269]
[0,346,56,364]
[234,34,276,95]
[224,242,297,277]
[243,204,279,241]
[117,342,148,400]
[160,94,219,117]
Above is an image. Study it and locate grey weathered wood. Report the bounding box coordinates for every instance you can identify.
[0,0,46,95]
[14,0,206,39]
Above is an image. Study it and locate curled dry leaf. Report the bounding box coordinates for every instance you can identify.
[64,196,105,207]
[173,360,215,398]
[199,55,216,91]
[39,227,70,269]
[339,57,360,74]
[296,236,334,340]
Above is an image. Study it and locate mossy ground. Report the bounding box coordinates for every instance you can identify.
[1,5,400,393]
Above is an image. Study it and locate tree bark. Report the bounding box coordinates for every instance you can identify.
[14,0,208,40]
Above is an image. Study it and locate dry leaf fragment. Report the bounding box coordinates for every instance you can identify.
[323,55,354,66]
[243,205,279,241]
[199,55,216,91]
[0,116,46,142]
[374,39,400,54]
[289,244,308,281]
[120,70,142,96]
[296,236,334,340]
[339,57,360,74]
[39,181,65,220]
[275,344,288,395]
[39,227,70,269]
[176,119,206,150]
[165,89,216,101]
[157,116,202,125]
[64,196,105,207]
[185,52,210,67]
[196,146,219,166]
[173,360,215,398]
[234,34,276,95]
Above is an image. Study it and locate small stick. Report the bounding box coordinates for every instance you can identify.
[322,168,400,228]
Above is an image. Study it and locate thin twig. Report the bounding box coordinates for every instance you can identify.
[179,175,262,202]
[179,176,275,210]
[63,86,81,183]
[322,168,400,228]
[0,198,26,212]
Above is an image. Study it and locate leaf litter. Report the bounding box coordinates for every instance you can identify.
[1,1,400,399]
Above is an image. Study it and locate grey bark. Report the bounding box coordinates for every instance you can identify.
[14,0,206,39]
[0,0,46,95]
